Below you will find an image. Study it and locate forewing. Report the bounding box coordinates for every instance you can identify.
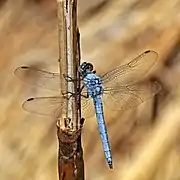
[22,96,65,116]
[14,66,60,91]
[103,81,161,111]
[102,50,158,87]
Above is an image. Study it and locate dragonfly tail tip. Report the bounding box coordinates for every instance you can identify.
[108,162,113,169]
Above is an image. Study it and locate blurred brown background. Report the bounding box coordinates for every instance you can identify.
[1,0,180,179]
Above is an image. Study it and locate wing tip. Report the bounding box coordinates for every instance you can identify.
[26,97,34,101]
[22,97,57,116]
[20,66,29,69]
[14,66,30,77]
[144,50,158,55]
[15,66,29,71]
[145,50,151,53]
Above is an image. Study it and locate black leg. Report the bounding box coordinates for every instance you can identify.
[81,94,89,98]
[63,74,75,82]
[78,85,85,94]
[62,91,75,99]
[63,74,83,82]
[81,92,89,98]
[77,85,89,98]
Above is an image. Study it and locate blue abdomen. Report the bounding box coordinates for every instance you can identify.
[93,96,113,168]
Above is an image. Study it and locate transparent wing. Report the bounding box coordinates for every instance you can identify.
[103,81,161,111]
[22,96,65,116]
[80,86,95,118]
[14,66,60,91]
[101,50,158,87]
[22,94,95,118]
[81,97,95,118]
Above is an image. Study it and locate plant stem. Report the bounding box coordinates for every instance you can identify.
[56,0,84,179]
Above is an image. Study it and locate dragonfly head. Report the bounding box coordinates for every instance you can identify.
[79,62,94,76]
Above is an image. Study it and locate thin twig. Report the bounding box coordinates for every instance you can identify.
[56,0,84,179]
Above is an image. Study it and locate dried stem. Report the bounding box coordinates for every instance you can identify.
[57,0,68,127]
[56,0,84,179]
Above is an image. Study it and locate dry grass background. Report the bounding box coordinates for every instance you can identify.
[1,0,180,179]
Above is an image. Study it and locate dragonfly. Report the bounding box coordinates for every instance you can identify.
[15,50,161,169]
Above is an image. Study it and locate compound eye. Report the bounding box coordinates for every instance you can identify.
[81,62,87,69]
[87,63,93,71]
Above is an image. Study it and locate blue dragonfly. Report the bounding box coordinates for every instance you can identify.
[15,50,161,169]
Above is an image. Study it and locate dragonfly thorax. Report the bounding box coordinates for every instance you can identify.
[84,73,103,98]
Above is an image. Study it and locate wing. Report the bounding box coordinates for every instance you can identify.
[81,97,95,118]
[101,50,158,87]
[22,96,65,116]
[103,81,161,111]
[14,66,60,91]
[22,94,95,118]
[81,86,95,118]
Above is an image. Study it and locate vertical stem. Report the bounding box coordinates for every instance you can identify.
[66,0,77,129]
[57,0,79,129]
[57,0,67,127]
[76,28,82,124]
[56,0,84,179]
[72,0,82,129]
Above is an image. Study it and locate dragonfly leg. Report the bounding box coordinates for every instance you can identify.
[77,85,89,98]
[63,74,74,82]
[63,74,82,82]
[62,91,76,99]
[62,85,88,99]
[81,93,89,98]
[77,85,85,94]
